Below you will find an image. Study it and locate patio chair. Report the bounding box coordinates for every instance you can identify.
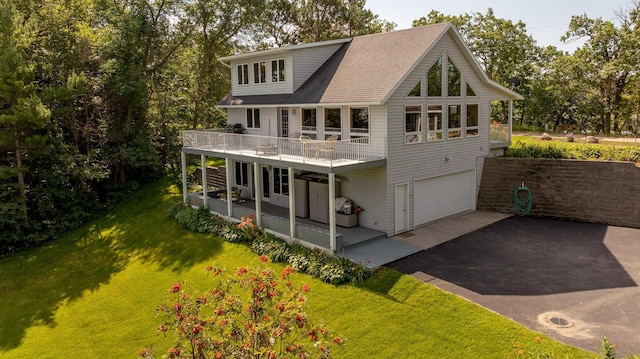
[317,135,338,160]
[299,135,314,158]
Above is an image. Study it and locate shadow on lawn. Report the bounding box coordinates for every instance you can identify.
[0,179,222,350]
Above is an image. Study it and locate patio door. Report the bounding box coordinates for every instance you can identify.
[279,108,289,137]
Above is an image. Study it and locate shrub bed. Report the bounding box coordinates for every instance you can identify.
[168,203,373,284]
[506,141,640,162]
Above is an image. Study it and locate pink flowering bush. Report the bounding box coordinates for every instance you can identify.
[139,258,345,358]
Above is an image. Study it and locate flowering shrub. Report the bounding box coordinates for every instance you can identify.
[139,259,345,359]
[251,233,292,263]
[236,214,263,242]
[252,234,372,285]
[169,204,373,285]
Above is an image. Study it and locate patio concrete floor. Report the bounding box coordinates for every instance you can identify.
[340,211,511,268]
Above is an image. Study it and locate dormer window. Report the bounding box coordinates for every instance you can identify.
[271,59,285,82]
[253,61,266,84]
[237,64,248,85]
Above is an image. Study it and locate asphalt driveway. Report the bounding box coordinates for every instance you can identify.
[387,216,640,355]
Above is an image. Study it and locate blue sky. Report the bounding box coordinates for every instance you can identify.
[366,0,633,52]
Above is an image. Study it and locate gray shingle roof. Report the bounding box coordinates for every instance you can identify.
[217,23,520,107]
[318,23,449,104]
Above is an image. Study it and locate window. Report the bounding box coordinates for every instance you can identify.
[273,167,289,195]
[234,162,249,187]
[253,61,266,83]
[237,64,248,85]
[405,106,422,144]
[246,108,260,128]
[271,59,285,82]
[427,105,443,141]
[466,83,476,96]
[325,108,341,132]
[466,104,479,136]
[427,56,442,97]
[350,107,369,133]
[448,105,461,139]
[448,58,461,96]
[280,108,289,137]
[408,81,421,97]
[302,108,317,131]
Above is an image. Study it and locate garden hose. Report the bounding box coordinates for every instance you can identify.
[513,182,533,216]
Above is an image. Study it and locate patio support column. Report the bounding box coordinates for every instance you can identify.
[201,154,208,208]
[328,172,336,252]
[254,162,262,227]
[181,151,187,203]
[288,167,296,240]
[225,158,233,217]
[508,99,514,143]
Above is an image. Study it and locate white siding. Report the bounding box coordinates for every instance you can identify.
[340,166,387,233]
[230,55,294,96]
[383,32,498,234]
[228,43,343,97]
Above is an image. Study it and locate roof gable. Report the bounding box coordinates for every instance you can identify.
[317,23,449,104]
[217,23,521,107]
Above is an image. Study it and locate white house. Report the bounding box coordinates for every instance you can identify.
[180,23,522,252]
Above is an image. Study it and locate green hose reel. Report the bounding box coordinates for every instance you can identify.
[513,182,533,216]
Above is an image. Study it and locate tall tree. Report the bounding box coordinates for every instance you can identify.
[561,4,640,133]
[0,0,50,221]
[260,0,394,46]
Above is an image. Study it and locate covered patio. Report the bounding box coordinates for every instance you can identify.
[186,192,386,249]
[180,130,387,253]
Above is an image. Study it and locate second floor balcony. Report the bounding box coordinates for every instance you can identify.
[182,129,387,171]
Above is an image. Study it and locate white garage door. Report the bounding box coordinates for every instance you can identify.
[414,170,475,226]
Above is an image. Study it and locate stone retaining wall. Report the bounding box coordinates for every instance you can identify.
[478,157,640,228]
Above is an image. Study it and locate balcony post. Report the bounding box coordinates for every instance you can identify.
[181,151,187,203]
[254,162,262,227]
[329,173,336,252]
[201,154,208,208]
[509,99,513,143]
[288,167,296,240]
[226,158,233,217]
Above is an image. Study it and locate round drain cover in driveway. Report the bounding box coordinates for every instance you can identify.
[549,317,570,326]
[539,312,574,329]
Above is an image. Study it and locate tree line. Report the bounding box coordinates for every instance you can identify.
[1,0,638,255]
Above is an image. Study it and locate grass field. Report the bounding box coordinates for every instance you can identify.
[0,178,597,358]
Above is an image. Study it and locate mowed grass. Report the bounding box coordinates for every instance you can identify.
[0,178,596,358]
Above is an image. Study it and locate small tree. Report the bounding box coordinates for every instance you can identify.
[140,257,344,358]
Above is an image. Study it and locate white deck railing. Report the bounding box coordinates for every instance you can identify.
[183,129,386,164]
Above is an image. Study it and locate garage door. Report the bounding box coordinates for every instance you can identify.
[414,170,475,226]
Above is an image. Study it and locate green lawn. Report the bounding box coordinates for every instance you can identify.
[0,178,596,358]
